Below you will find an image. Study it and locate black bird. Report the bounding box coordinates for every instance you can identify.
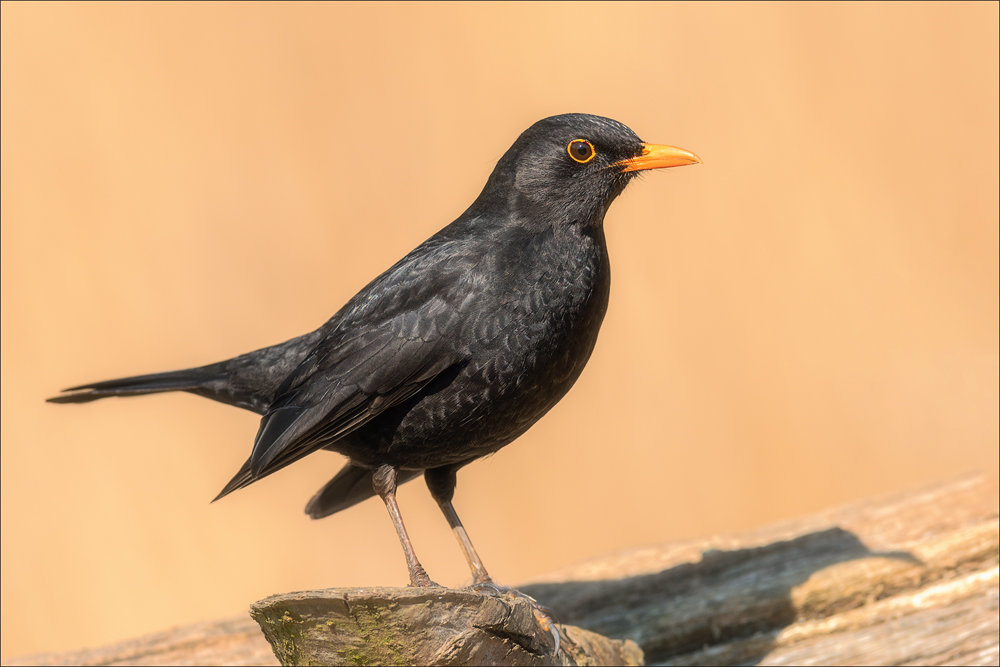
[50,114,701,588]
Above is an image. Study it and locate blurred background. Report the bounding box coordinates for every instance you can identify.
[2,2,997,659]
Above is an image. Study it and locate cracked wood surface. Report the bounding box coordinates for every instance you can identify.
[249,587,642,666]
[5,474,997,666]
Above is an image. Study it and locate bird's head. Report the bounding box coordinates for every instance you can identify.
[466,113,701,230]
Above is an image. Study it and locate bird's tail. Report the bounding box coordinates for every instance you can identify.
[304,463,424,519]
[47,366,226,404]
[48,330,325,413]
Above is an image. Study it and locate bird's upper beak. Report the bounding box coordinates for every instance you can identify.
[615,143,703,172]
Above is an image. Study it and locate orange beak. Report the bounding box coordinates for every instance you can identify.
[616,143,703,172]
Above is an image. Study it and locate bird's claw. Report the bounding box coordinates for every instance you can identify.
[470,582,562,655]
[408,576,440,588]
[535,609,561,656]
[408,568,439,588]
[470,581,506,596]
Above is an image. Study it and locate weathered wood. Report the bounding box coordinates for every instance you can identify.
[249,587,642,666]
[0,616,277,666]
[5,475,996,666]
[521,474,999,665]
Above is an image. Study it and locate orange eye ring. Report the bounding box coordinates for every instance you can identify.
[567,139,596,164]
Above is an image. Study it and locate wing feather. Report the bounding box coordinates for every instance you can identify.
[215,314,466,500]
[213,237,486,501]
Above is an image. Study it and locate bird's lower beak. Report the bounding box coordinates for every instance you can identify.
[616,143,703,172]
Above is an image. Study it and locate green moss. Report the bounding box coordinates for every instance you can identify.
[259,608,307,666]
[335,602,409,666]
[254,595,449,666]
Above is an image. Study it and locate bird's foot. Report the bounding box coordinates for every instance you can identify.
[407,564,439,588]
[470,581,562,654]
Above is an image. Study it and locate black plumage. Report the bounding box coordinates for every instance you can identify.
[50,113,700,587]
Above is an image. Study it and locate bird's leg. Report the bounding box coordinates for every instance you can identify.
[424,467,491,585]
[426,465,562,653]
[372,464,436,587]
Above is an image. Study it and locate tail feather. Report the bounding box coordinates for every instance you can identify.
[213,456,255,502]
[47,368,224,404]
[48,331,327,413]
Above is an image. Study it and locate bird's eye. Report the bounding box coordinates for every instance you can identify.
[567,139,596,164]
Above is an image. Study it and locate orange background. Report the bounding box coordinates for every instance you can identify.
[2,3,997,659]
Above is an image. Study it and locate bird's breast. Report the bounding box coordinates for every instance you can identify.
[338,226,612,469]
[424,229,611,455]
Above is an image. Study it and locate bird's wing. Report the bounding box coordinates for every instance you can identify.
[214,270,475,500]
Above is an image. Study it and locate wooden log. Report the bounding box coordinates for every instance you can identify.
[521,474,999,666]
[249,587,642,666]
[0,617,276,666]
[4,475,996,666]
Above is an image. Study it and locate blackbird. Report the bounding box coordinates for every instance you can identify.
[50,113,701,588]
